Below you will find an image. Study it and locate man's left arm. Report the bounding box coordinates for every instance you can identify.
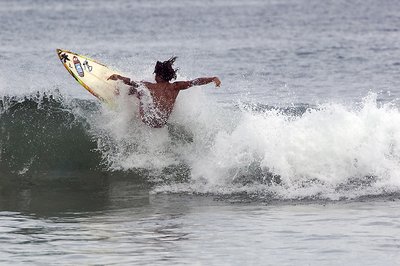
[108,74,140,95]
[108,74,139,87]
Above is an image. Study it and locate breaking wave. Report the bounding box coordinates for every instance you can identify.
[1,89,400,200]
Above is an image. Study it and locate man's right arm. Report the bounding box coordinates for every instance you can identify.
[173,77,221,91]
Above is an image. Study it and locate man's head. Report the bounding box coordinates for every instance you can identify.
[154,57,178,82]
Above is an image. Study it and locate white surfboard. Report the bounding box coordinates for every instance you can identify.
[56,49,125,106]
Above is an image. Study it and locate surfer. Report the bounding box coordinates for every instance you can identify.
[108,57,221,128]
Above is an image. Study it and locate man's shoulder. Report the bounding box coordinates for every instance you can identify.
[141,81,157,89]
[143,81,176,91]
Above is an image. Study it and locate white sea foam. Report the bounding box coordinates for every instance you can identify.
[83,88,400,199]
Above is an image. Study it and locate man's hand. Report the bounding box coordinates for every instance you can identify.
[213,77,221,87]
[107,74,120,81]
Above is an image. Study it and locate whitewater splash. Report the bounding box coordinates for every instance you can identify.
[1,90,400,200]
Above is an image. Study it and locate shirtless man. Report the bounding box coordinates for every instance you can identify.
[108,57,221,128]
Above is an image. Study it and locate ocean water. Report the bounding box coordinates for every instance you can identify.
[1,0,400,264]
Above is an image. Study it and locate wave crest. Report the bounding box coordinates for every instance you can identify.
[0,92,102,176]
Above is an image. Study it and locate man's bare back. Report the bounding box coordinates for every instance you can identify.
[108,57,220,128]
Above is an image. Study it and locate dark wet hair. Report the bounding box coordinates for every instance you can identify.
[154,56,178,82]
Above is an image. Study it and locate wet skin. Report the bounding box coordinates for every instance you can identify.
[108,73,221,128]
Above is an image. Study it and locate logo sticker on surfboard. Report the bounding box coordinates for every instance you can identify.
[59,53,70,63]
[83,60,93,72]
[73,56,85,77]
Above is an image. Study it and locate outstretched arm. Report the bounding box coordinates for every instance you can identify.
[173,77,221,91]
[108,74,139,87]
[108,74,139,95]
